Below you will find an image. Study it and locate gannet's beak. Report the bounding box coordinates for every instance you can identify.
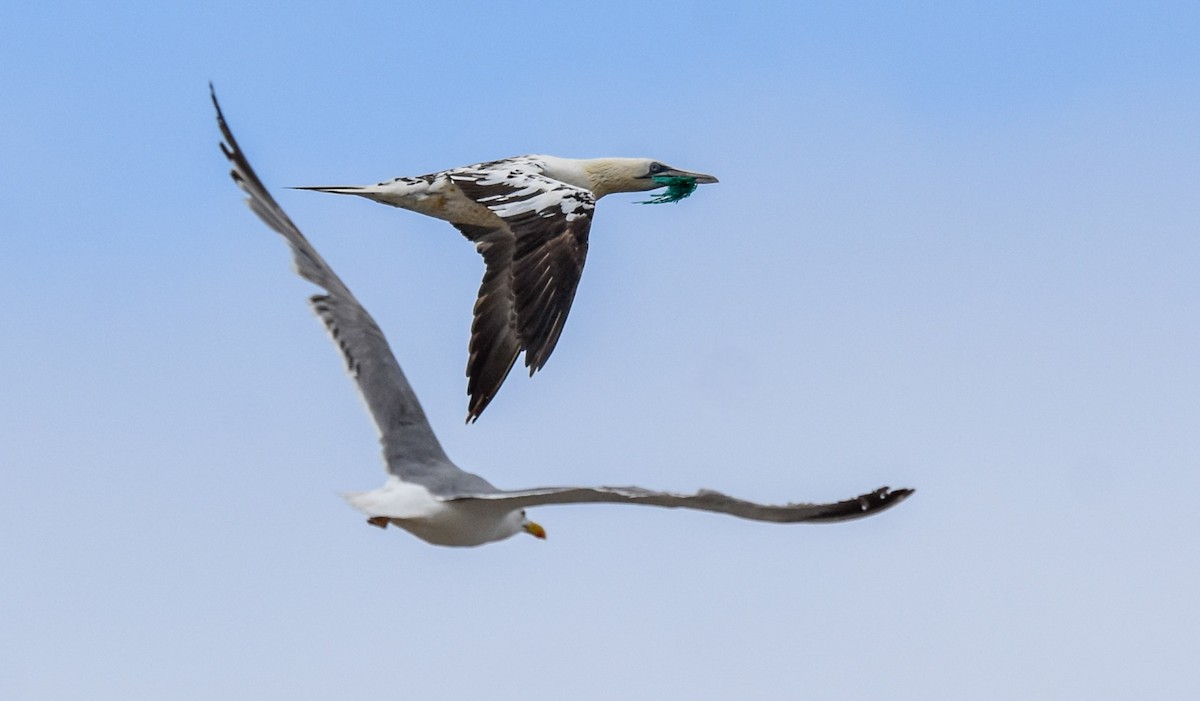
[663,167,718,184]
[523,521,547,540]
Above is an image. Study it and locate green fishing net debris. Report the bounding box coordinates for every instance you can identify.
[637,175,699,204]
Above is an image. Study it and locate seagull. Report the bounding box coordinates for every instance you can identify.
[213,87,914,547]
[294,145,718,422]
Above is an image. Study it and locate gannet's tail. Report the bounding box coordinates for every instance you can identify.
[291,184,389,196]
[290,180,431,208]
[292,183,405,200]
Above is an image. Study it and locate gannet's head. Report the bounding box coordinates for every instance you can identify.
[583,158,718,199]
[518,509,546,540]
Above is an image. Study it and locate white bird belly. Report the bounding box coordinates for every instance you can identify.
[366,175,501,227]
[343,476,516,547]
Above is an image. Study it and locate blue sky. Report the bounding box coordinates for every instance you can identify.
[3,2,1199,698]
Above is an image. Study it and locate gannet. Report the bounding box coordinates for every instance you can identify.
[214,87,913,547]
[296,149,717,422]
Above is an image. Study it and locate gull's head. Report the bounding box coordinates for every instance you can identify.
[519,509,546,540]
[583,158,718,199]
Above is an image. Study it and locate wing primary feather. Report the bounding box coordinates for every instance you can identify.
[453,223,523,422]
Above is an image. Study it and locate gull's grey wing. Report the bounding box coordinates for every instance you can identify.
[450,168,594,374]
[449,485,914,523]
[452,223,523,423]
[213,86,466,489]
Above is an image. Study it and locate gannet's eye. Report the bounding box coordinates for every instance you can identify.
[648,162,664,174]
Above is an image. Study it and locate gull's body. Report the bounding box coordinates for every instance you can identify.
[344,476,524,547]
[214,88,913,547]
[298,153,718,421]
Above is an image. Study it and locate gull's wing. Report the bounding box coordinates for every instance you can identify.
[212,86,463,488]
[450,485,914,523]
[450,165,594,378]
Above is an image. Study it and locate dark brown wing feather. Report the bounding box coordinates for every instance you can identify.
[451,170,595,389]
[506,209,591,371]
[453,223,522,422]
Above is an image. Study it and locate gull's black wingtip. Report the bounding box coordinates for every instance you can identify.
[874,485,915,506]
[807,485,916,523]
[209,83,235,139]
[865,485,915,515]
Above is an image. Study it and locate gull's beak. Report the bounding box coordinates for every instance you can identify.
[664,167,718,184]
[523,521,547,540]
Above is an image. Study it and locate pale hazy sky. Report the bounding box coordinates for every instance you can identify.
[3,2,1199,699]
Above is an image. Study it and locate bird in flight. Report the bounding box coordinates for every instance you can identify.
[296,144,717,422]
[214,87,913,547]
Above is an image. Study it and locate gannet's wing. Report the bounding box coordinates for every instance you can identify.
[213,86,468,490]
[451,222,524,422]
[450,485,914,523]
[450,165,594,379]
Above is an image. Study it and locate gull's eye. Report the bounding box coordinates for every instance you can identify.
[649,162,664,174]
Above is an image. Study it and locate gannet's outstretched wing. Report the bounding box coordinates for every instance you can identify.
[450,164,594,420]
